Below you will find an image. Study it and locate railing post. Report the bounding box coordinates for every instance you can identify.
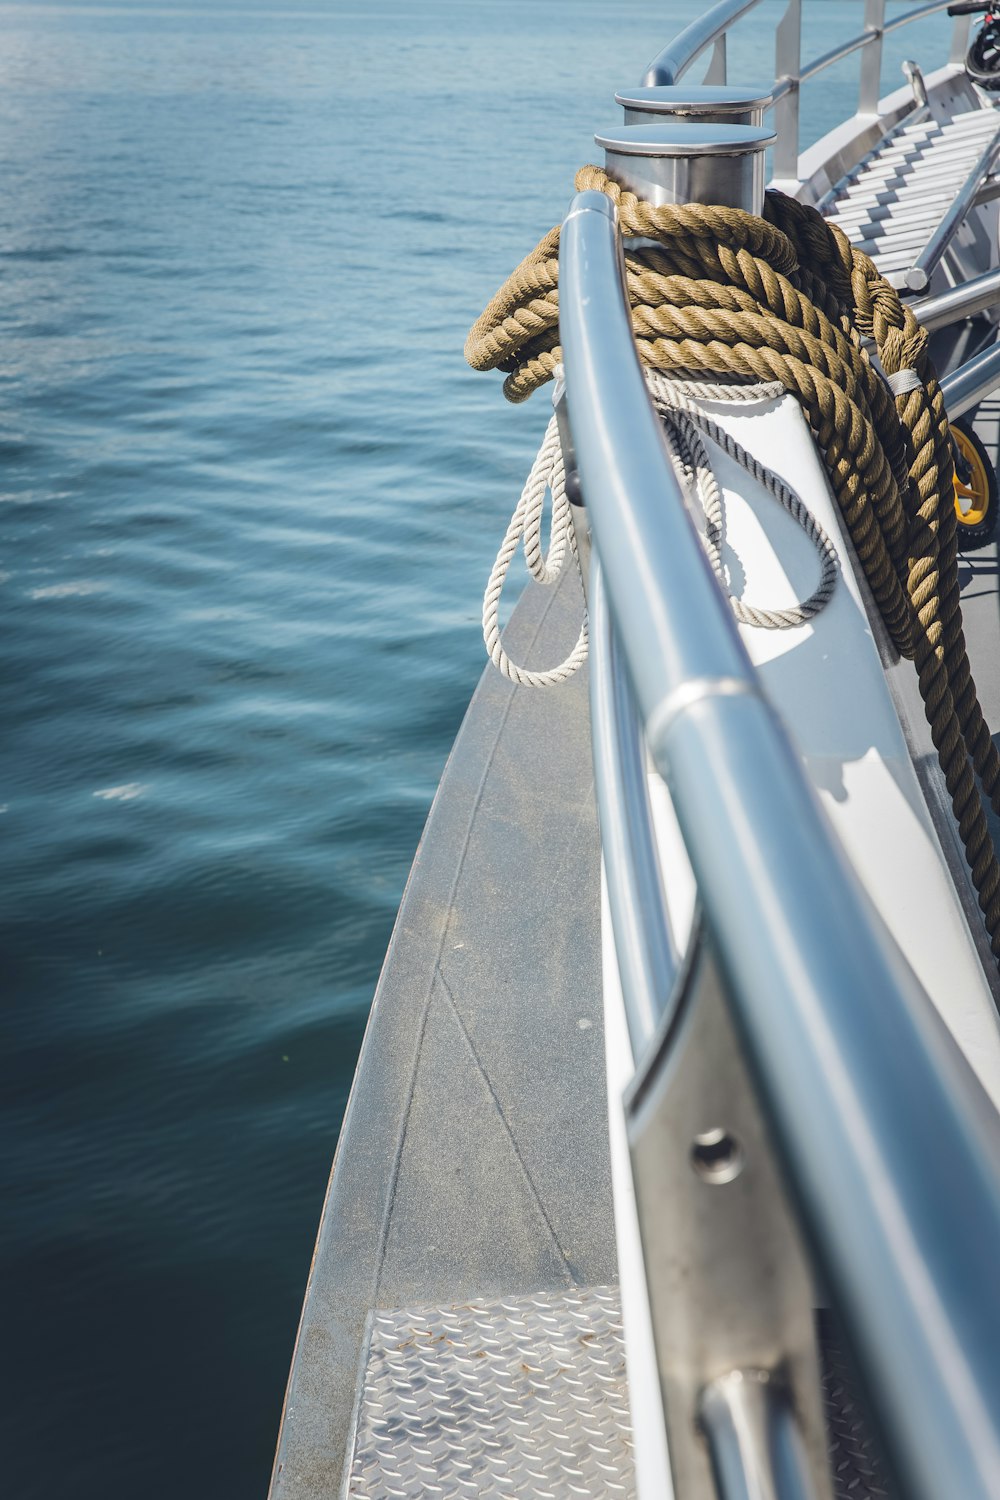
[951,10,971,64]
[858,0,885,115]
[705,33,728,84]
[772,0,802,184]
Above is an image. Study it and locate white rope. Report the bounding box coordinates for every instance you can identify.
[645,371,839,630]
[481,414,588,687]
[482,375,839,689]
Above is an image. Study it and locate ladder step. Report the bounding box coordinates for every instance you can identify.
[345,1289,636,1500]
[822,103,1000,285]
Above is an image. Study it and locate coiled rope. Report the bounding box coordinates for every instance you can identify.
[466,166,1000,959]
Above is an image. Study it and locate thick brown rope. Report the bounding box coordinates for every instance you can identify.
[466,166,1000,959]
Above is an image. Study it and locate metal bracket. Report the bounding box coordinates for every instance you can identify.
[624,930,832,1500]
[901,59,928,110]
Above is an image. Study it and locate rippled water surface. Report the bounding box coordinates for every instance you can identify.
[1,2,952,1495]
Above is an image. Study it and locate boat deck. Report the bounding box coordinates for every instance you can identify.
[271,65,1000,1500]
[269,565,621,1500]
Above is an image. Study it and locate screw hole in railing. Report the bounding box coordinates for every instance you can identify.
[691,1127,745,1184]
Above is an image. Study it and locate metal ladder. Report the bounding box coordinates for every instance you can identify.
[821,103,1000,290]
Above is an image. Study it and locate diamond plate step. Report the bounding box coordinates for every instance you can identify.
[345,1287,635,1499]
[819,1316,895,1500]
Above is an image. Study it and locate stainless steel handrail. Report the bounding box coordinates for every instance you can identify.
[560,188,1000,1500]
[884,0,962,33]
[642,0,764,86]
[590,561,678,1057]
[941,338,1000,418]
[798,28,880,86]
[913,265,1000,331]
[559,195,756,715]
[643,0,967,186]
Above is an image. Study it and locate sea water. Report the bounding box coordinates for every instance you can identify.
[0,2,952,1495]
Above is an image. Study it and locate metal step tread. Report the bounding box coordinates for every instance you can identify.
[345,1288,636,1499]
[820,1321,893,1500]
[343,1291,892,1499]
[823,107,1000,287]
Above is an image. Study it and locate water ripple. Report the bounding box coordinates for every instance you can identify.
[0,2,956,1498]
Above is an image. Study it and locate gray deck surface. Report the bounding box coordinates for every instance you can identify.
[269,563,615,1500]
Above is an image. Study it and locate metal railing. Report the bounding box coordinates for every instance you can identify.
[589,560,679,1055]
[942,338,1000,415]
[560,187,1000,1500]
[913,264,1000,330]
[642,0,763,93]
[643,0,971,182]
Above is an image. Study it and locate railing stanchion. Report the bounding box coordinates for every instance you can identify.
[773,0,802,184]
[706,33,728,84]
[859,0,886,114]
[951,9,972,62]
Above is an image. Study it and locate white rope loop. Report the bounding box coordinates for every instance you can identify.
[481,415,589,687]
[646,372,840,630]
[482,375,838,690]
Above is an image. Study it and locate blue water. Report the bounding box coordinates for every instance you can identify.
[1,3,952,1496]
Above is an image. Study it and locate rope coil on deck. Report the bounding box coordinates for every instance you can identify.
[466,167,1000,961]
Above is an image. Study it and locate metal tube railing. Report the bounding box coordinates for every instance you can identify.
[644,0,968,186]
[590,561,678,1057]
[884,0,962,33]
[798,28,879,86]
[642,0,764,85]
[941,339,1000,417]
[913,265,1000,330]
[911,126,1000,290]
[558,193,755,718]
[560,188,1000,1500]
